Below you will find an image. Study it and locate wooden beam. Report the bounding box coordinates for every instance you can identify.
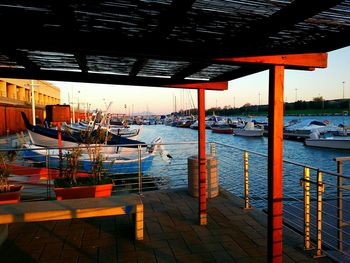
[172,63,211,80]
[220,0,343,56]
[215,53,327,68]
[150,0,197,39]
[211,67,266,82]
[74,53,88,73]
[3,49,40,72]
[129,59,148,77]
[198,88,207,226]
[167,82,228,90]
[268,65,285,263]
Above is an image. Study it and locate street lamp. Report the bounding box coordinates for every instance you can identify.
[25,80,39,125]
[343,81,345,100]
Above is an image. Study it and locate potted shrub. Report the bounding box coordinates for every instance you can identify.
[0,151,23,204]
[53,127,113,200]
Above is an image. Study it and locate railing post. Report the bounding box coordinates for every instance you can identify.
[46,149,50,199]
[337,160,343,252]
[210,142,216,157]
[243,151,250,209]
[315,170,325,258]
[138,145,142,195]
[303,167,312,250]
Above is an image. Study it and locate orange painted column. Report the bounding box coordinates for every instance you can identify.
[268,65,285,263]
[198,88,207,225]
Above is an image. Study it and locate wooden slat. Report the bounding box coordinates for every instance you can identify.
[0,195,142,224]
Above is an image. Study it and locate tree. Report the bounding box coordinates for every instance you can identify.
[313,96,324,102]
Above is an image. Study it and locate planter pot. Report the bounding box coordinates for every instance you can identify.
[54,184,113,200]
[0,185,23,204]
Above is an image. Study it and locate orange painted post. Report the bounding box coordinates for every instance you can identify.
[268,65,285,263]
[57,122,63,177]
[198,88,207,225]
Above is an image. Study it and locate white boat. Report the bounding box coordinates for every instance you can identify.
[190,115,226,129]
[304,132,350,149]
[233,122,264,137]
[284,119,343,136]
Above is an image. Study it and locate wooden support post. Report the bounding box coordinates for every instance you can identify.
[268,65,284,263]
[58,122,63,177]
[198,88,207,225]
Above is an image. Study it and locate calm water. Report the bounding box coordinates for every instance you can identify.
[138,115,350,175]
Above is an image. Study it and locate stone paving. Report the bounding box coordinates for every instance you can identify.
[0,188,334,263]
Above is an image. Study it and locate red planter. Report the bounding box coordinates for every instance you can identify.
[0,185,23,204]
[54,184,113,200]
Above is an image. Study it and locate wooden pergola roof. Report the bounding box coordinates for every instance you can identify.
[0,0,349,88]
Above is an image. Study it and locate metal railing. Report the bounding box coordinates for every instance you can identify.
[214,141,350,262]
[1,140,350,261]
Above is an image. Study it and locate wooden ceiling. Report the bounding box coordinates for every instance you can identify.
[0,0,349,89]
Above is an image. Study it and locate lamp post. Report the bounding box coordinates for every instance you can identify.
[25,80,39,125]
[343,81,345,100]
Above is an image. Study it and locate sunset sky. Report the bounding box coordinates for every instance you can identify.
[50,46,350,115]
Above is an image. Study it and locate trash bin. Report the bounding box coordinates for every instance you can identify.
[187,155,218,198]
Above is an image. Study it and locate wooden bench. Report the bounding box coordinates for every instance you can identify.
[0,195,143,245]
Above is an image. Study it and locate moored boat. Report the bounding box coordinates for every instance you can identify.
[211,125,234,134]
[233,122,264,137]
[21,112,146,149]
[304,132,350,149]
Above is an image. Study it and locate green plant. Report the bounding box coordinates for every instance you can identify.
[0,151,17,193]
[53,124,113,188]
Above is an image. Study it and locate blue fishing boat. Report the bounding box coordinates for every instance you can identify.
[21,143,160,174]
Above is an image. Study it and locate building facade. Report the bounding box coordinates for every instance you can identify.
[0,79,60,106]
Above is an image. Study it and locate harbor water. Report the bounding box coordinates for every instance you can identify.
[138,115,350,175]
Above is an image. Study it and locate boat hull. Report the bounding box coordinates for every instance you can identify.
[304,138,350,149]
[233,129,264,137]
[211,128,234,134]
[22,146,155,174]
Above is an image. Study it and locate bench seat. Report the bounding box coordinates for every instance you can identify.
[0,195,143,245]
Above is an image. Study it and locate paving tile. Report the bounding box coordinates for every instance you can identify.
[1,189,335,263]
[211,250,235,262]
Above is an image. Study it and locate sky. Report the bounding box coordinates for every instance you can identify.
[49,46,350,115]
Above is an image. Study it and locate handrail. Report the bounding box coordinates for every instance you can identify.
[213,141,350,179]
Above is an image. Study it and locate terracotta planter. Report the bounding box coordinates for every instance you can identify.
[54,184,113,200]
[0,185,23,204]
